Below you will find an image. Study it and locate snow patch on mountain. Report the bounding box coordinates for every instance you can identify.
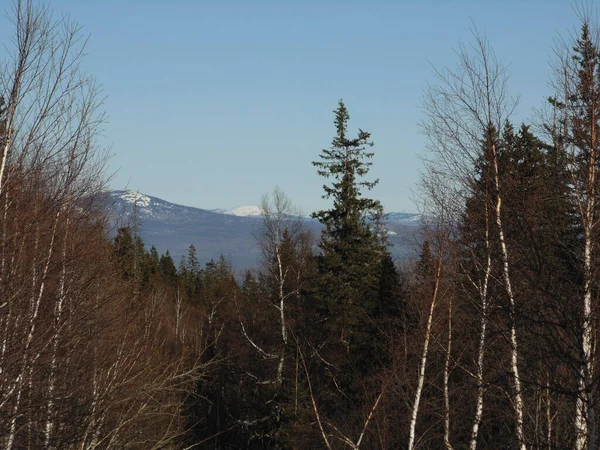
[114,190,151,208]
[386,212,421,224]
[225,205,262,217]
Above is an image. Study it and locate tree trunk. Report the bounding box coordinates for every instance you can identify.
[491,141,527,450]
[444,294,454,450]
[408,244,444,450]
[470,207,492,450]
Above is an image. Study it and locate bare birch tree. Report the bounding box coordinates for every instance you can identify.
[408,171,456,450]
[422,31,527,449]
[0,2,207,448]
[258,186,307,387]
[239,187,311,386]
[467,202,492,450]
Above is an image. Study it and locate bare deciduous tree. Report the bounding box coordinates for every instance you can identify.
[409,172,455,450]
[0,2,207,448]
[422,31,527,449]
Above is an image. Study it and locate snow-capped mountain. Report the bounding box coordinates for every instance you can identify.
[386,211,421,224]
[209,206,263,217]
[224,205,263,217]
[117,190,152,208]
[106,190,420,268]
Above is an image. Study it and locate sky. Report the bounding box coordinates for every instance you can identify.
[0,1,584,214]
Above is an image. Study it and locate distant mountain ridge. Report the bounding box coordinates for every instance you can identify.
[210,205,263,217]
[106,190,420,269]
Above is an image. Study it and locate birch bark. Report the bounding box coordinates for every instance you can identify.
[408,240,445,450]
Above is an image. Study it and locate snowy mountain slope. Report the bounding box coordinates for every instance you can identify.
[386,211,421,224]
[224,205,263,217]
[211,205,421,224]
[106,190,420,267]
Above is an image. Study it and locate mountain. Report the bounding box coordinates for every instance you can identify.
[224,205,263,217]
[106,190,420,269]
[386,211,422,224]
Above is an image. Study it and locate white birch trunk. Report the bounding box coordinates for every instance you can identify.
[491,142,527,450]
[276,247,287,388]
[0,70,20,200]
[1,179,10,284]
[7,210,60,450]
[573,84,597,449]
[0,1,32,200]
[174,286,183,340]
[408,248,444,450]
[44,213,69,447]
[470,210,492,450]
[0,140,10,200]
[575,176,596,450]
[469,291,488,450]
[444,294,454,450]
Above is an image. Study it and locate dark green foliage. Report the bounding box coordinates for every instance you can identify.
[149,245,160,272]
[312,99,388,322]
[185,244,203,302]
[113,227,136,280]
[187,244,200,274]
[452,118,584,447]
[242,269,263,298]
[295,100,395,447]
[415,240,433,281]
[112,226,154,290]
[568,22,600,159]
[159,250,177,284]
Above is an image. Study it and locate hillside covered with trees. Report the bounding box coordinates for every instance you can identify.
[3,1,600,449]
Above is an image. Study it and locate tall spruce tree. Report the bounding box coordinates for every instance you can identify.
[312,99,387,321]
[303,100,389,446]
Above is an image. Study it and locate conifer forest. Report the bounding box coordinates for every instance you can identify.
[4,0,600,448]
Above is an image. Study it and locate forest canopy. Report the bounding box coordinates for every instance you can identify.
[1,1,600,449]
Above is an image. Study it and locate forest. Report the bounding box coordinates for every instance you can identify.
[2,0,600,449]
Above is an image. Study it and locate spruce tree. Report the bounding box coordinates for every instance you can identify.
[187,244,200,275]
[185,244,202,302]
[159,250,177,285]
[312,99,387,320]
[149,246,160,273]
[113,227,135,281]
[305,100,389,443]
[378,253,407,319]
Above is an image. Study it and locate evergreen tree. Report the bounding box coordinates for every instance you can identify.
[378,253,407,319]
[312,99,387,320]
[185,244,202,302]
[543,22,600,447]
[113,227,136,281]
[300,100,390,446]
[178,255,187,277]
[187,244,200,275]
[159,250,177,285]
[149,245,160,273]
[241,269,263,299]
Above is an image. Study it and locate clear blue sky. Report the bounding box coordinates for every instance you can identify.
[0,1,581,213]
